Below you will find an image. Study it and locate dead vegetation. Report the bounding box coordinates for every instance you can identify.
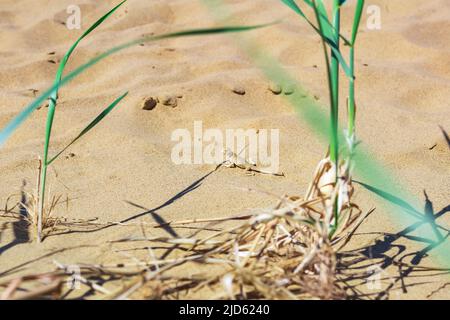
[0,157,370,300]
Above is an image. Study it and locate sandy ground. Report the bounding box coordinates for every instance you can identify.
[0,0,449,299]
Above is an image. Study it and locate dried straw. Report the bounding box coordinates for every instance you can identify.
[0,157,364,300]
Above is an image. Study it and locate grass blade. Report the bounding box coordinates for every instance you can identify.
[351,0,365,45]
[304,0,333,39]
[281,0,351,77]
[347,0,365,143]
[281,0,308,19]
[46,92,128,165]
[354,181,423,220]
[282,0,333,42]
[44,0,127,165]
[55,0,128,86]
[37,1,127,242]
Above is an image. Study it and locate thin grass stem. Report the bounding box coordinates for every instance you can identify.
[329,0,341,235]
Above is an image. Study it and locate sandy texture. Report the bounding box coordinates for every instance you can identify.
[0,0,449,299]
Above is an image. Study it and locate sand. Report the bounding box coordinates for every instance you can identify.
[0,0,449,299]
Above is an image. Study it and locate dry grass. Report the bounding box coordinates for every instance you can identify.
[0,157,369,300]
[0,160,100,242]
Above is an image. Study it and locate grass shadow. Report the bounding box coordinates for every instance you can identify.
[439,125,450,150]
[336,188,450,299]
[0,180,30,256]
[45,166,221,238]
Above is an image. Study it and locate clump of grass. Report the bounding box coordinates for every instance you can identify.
[1,159,363,299]
[0,148,365,299]
[281,0,365,236]
[0,3,129,242]
[35,1,129,242]
[23,163,65,237]
[1,153,365,299]
[0,178,363,299]
[0,164,98,240]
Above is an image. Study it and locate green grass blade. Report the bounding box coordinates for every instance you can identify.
[0,22,273,148]
[44,0,127,166]
[46,92,128,165]
[281,0,308,18]
[311,1,333,138]
[36,1,128,242]
[354,181,424,220]
[348,1,364,140]
[331,46,351,77]
[328,0,342,235]
[282,0,333,42]
[283,0,351,45]
[305,0,332,39]
[281,0,351,77]
[351,0,365,45]
[55,0,127,86]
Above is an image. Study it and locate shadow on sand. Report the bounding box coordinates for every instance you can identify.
[0,181,30,256]
[337,187,450,299]
[40,166,221,240]
[1,165,449,299]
